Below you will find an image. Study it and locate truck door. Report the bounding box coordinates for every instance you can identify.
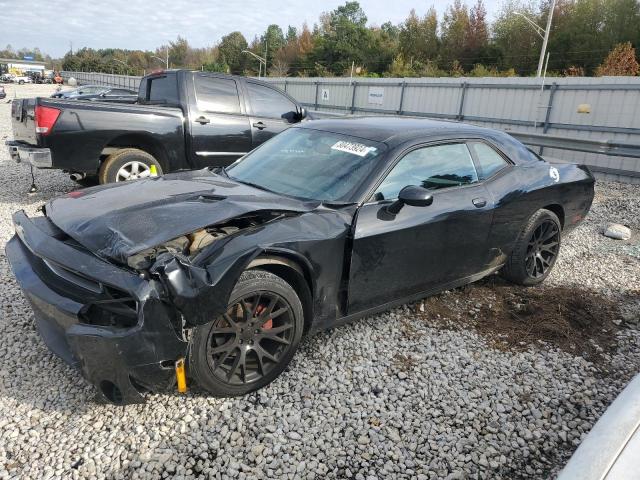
[187,74,252,168]
[244,81,301,148]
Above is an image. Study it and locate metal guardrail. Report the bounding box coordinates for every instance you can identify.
[509,132,640,178]
[509,132,640,159]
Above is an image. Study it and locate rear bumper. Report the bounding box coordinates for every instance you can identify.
[6,211,188,404]
[6,140,53,168]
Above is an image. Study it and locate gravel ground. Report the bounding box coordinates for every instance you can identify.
[0,84,639,480]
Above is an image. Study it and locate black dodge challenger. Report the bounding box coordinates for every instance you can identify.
[6,117,595,404]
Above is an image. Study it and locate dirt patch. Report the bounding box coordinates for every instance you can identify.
[413,276,632,365]
[392,352,419,371]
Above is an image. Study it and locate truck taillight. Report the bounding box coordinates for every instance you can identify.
[35,105,61,135]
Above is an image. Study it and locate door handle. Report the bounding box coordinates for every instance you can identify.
[472,197,487,208]
[252,122,267,130]
[195,116,210,125]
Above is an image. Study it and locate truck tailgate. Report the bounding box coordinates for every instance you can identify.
[11,98,38,145]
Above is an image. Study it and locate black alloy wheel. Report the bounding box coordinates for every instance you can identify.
[500,208,562,286]
[525,219,560,279]
[206,292,295,385]
[190,270,304,396]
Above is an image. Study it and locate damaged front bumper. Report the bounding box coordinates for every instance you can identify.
[5,211,188,404]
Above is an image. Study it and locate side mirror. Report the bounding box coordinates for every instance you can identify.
[299,107,308,120]
[387,185,433,214]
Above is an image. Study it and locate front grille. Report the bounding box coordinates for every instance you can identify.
[42,258,102,293]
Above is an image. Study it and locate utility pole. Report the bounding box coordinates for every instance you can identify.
[515,0,556,78]
[264,40,268,77]
[537,0,556,78]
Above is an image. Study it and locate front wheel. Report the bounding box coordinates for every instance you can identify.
[189,270,304,397]
[500,209,562,286]
[98,148,163,184]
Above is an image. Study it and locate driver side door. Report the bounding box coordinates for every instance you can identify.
[244,81,301,148]
[348,142,495,314]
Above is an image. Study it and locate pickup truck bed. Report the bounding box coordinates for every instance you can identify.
[7,70,307,183]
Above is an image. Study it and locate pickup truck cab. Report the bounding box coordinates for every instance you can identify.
[7,70,307,184]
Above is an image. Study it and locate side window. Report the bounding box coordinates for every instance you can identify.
[469,142,509,179]
[247,82,297,119]
[194,75,241,114]
[110,89,135,95]
[375,143,478,200]
[147,76,179,104]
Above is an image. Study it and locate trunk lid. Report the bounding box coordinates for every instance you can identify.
[45,170,316,264]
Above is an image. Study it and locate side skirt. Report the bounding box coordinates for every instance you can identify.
[314,265,503,333]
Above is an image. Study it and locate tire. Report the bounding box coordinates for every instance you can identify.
[98,148,163,184]
[18,80,24,85]
[189,269,305,397]
[500,209,562,286]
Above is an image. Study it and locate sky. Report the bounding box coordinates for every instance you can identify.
[0,0,503,58]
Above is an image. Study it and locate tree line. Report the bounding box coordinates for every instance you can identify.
[12,0,640,77]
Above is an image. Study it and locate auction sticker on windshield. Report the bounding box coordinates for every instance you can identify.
[331,141,377,157]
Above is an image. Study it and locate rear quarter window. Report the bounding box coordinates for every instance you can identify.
[469,142,509,179]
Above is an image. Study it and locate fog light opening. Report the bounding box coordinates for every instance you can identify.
[100,380,124,405]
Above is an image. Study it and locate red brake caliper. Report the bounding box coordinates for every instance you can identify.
[255,305,273,330]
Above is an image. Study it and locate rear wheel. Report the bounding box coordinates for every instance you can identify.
[98,148,163,184]
[189,270,304,396]
[500,209,562,286]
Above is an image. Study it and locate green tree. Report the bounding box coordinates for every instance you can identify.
[218,31,248,74]
[441,0,471,70]
[260,24,286,71]
[167,36,189,67]
[602,0,640,49]
[399,8,439,63]
[308,1,380,74]
[492,0,541,74]
[286,26,298,43]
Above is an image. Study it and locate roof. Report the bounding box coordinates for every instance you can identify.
[299,116,491,146]
[0,57,47,66]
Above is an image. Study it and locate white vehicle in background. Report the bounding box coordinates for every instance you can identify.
[557,374,640,480]
[12,75,33,85]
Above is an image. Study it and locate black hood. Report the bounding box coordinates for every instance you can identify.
[45,169,317,263]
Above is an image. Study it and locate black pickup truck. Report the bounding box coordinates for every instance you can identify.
[7,70,307,184]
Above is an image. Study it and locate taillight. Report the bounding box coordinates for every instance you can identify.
[35,105,61,135]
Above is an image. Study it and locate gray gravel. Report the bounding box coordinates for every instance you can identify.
[1,84,639,480]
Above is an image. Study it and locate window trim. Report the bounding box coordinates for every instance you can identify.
[193,74,242,115]
[245,80,299,120]
[363,139,482,204]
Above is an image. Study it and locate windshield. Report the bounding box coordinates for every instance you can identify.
[226,128,386,202]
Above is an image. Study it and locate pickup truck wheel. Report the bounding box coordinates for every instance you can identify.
[99,148,163,184]
[500,209,562,286]
[189,270,304,397]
